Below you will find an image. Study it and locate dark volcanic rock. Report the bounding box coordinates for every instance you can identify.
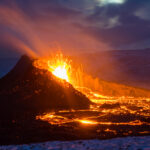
[0,55,91,118]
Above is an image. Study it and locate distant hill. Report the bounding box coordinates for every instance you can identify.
[73,49,150,90]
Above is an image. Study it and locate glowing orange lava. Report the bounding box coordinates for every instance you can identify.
[51,65,69,81]
[78,119,98,125]
[51,65,69,82]
[47,52,71,82]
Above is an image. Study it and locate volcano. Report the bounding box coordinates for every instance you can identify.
[0,55,150,145]
[0,55,91,118]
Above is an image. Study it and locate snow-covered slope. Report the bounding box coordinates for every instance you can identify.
[1,136,150,150]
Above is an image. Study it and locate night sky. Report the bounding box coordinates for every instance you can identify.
[0,0,150,57]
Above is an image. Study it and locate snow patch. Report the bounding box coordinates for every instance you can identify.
[0,136,150,150]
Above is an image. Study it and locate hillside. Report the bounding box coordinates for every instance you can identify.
[0,55,91,118]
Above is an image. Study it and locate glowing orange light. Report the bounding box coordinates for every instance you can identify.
[47,52,71,82]
[52,66,69,82]
[51,64,69,82]
[78,119,98,125]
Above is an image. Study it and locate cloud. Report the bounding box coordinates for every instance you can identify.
[75,0,150,49]
[0,0,110,57]
[134,5,150,21]
[97,0,126,6]
[0,0,150,57]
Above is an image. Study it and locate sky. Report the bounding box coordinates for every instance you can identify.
[0,0,150,57]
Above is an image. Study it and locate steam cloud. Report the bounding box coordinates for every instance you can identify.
[0,1,109,57]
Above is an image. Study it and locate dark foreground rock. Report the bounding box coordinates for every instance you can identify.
[0,113,150,145]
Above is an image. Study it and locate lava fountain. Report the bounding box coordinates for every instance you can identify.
[33,51,105,102]
[34,52,72,83]
[47,53,71,82]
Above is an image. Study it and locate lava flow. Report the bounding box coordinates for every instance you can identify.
[35,52,150,130]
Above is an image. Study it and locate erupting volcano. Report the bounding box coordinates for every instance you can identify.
[1,0,150,148]
[0,52,150,145]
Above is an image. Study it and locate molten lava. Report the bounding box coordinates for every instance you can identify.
[34,52,72,83]
[52,66,69,82]
[47,53,71,82]
[78,119,98,125]
[34,52,150,132]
